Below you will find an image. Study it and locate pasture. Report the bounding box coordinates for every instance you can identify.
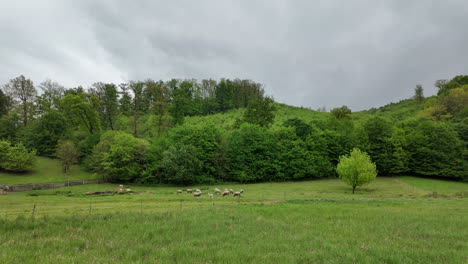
[1,177,467,263]
[0,157,98,185]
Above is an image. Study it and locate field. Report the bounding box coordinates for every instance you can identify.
[1,175,467,263]
[0,157,98,185]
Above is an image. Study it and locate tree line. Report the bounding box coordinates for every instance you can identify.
[0,74,466,183]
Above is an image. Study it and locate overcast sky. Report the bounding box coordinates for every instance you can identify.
[1,1,467,111]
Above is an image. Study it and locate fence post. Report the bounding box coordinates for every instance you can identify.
[31,203,36,219]
[212,196,215,207]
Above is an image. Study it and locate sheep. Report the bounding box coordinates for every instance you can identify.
[214,188,221,194]
[207,193,213,198]
[233,192,241,197]
[222,190,230,197]
[186,189,193,193]
[195,189,201,193]
[239,189,244,193]
[177,190,183,194]
[116,184,124,192]
[125,188,131,192]
[229,189,234,194]
[193,192,201,197]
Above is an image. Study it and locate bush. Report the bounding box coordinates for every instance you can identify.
[0,140,36,172]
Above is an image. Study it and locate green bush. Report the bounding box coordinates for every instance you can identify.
[0,140,36,172]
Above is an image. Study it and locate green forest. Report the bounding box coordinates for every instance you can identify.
[0,75,467,184]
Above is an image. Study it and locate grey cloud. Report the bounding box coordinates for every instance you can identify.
[1,0,467,110]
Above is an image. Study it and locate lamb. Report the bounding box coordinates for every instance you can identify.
[186,189,193,193]
[222,190,230,197]
[233,192,241,197]
[193,192,201,197]
[177,190,183,194]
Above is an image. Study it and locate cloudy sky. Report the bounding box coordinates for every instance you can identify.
[1,1,467,111]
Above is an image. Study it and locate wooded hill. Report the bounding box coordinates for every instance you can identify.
[0,76,466,184]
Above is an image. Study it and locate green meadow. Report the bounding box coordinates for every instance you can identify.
[0,157,98,185]
[1,176,467,263]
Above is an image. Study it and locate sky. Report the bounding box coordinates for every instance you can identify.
[1,1,467,111]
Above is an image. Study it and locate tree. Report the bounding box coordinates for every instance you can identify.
[336,148,377,194]
[36,79,64,113]
[3,75,37,126]
[243,97,276,127]
[331,105,351,119]
[90,83,119,130]
[61,93,101,134]
[0,89,11,116]
[56,140,79,173]
[89,131,148,182]
[0,140,36,172]
[414,84,424,103]
[283,118,312,140]
[160,144,204,185]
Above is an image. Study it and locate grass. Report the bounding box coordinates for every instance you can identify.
[1,177,467,263]
[0,157,99,185]
[398,176,468,194]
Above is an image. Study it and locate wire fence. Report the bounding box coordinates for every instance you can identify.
[1,195,277,220]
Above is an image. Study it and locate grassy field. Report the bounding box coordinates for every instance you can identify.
[0,157,99,185]
[1,176,467,263]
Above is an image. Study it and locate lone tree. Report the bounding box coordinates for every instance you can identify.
[331,105,351,119]
[56,140,79,174]
[243,97,276,127]
[414,84,424,103]
[336,148,377,194]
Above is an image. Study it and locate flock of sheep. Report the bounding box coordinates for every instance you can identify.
[177,188,244,198]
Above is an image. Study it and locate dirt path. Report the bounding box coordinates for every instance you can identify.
[392,178,430,193]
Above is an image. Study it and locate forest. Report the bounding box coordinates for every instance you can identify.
[0,75,467,184]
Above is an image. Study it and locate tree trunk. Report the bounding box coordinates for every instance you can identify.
[352,185,356,194]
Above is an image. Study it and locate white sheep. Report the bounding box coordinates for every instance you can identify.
[193,192,201,197]
[208,193,213,198]
[214,188,221,194]
[195,189,201,193]
[125,188,131,192]
[229,189,234,194]
[186,189,193,193]
[233,192,241,197]
[222,190,230,197]
[239,189,244,193]
[177,190,183,194]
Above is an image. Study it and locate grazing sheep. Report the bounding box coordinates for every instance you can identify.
[125,188,131,192]
[233,192,241,197]
[222,190,230,197]
[193,192,201,197]
[214,188,221,194]
[208,193,213,198]
[229,189,234,194]
[116,184,124,192]
[177,190,183,194]
[195,189,201,193]
[239,189,244,193]
[186,189,192,193]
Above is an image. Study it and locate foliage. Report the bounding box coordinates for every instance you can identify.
[414,84,424,103]
[89,131,149,182]
[2,75,37,126]
[331,105,352,119]
[283,118,312,140]
[0,140,36,172]
[243,97,276,127]
[56,140,79,173]
[336,148,377,193]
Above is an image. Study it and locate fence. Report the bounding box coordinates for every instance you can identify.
[0,179,105,192]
